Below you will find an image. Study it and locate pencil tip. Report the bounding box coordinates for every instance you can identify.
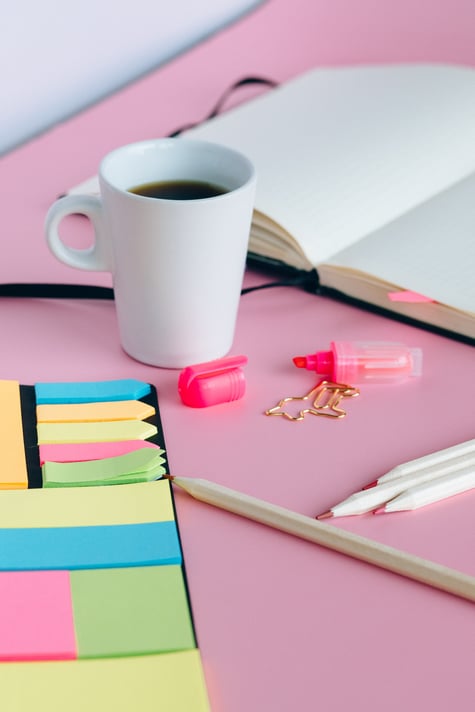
[163,474,175,481]
[362,480,377,490]
[316,510,333,520]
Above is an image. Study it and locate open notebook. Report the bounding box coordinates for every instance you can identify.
[186,63,475,342]
[68,64,475,342]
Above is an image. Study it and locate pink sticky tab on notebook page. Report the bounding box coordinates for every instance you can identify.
[388,290,435,303]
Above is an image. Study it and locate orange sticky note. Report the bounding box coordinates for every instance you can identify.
[0,380,28,489]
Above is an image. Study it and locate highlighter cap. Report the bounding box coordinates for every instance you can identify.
[178,355,247,407]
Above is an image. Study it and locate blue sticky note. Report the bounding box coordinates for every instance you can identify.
[34,379,151,405]
[0,521,181,571]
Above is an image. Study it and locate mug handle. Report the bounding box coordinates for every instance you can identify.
[45,194,112,271]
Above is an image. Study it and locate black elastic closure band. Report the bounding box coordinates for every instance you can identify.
[0,279,310,301]
[0,284,114,300]
[168,76,279,137]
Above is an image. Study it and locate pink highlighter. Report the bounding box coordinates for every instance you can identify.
[293,341,422,383]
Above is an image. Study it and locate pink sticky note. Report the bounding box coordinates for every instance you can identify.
[388,290,435,303]
[39,440,160,465]
[0,570,76,661]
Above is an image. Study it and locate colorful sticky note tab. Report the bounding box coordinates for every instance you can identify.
[37,419,158,444]
[35,378,151,404]
[0,521,182,571]
[0,380,28,489]
[36,399,156,423]
[39,439,161,465]
[42,448,166,487]
[0,480,175,528]
[71,565,196,658]
[0,650,211,711]
[0,570,76,661]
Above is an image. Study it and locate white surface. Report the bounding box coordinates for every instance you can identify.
[0,0,263,155]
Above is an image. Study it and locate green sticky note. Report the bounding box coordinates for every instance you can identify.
[42,448,166,488]
[70,565,196,659]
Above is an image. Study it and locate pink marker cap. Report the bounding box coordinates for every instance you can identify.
[178,355,248,408]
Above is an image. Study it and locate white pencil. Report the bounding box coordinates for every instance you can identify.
[166,475,475,603]
[363,438,475,488]
[316,459,473,519]
[374,466,475,514]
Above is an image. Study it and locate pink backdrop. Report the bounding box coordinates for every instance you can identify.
[1,1,474,711]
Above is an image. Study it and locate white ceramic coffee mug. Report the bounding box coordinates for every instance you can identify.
[45,138,256,368]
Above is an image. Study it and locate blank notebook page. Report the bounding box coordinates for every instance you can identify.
[187,63,475,265]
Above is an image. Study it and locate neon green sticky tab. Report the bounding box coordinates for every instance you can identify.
[43,449,166,488]
[37,420,158,444]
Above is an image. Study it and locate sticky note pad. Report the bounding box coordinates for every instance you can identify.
[36,399,156,423]
[0,650,210,711]
[0,380,28,489]
[0,521,182,571]
[39,439,162,465]
[37,419,158,443]
[0,570,76,661]
[0,480,175,528]
[42,448,166,488]
[71,565,195,658]
[35,378,151,404]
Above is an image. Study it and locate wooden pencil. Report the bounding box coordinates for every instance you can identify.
[167,475,475,603]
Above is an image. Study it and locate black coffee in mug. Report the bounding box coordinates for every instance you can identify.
[128,179,229,200]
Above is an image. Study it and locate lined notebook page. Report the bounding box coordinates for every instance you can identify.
[187,64,475,264]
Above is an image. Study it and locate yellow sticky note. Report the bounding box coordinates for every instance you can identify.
[0,480,175,528]
[0,380,28,489]
[0,650,210,711]
[36,400,156,423]
[37,420,157,443]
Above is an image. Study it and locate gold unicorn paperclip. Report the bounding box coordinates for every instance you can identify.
[265,380,360,421]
